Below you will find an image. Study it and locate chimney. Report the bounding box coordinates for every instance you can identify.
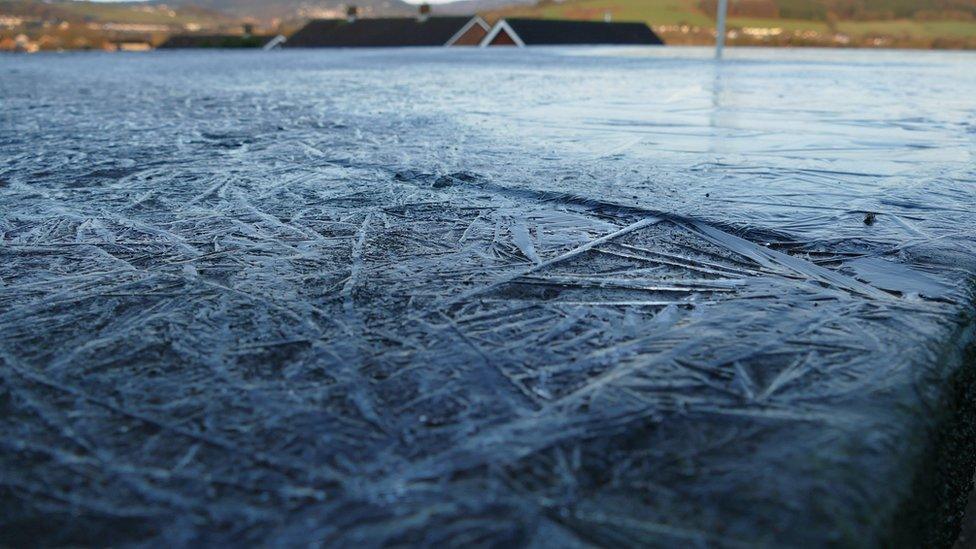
[604,11,612,22]
[346,5,358,23]
[417,3,431,22]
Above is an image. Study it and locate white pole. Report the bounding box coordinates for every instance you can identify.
[715,0,728,59]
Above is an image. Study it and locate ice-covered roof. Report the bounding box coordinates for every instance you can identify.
[1,47,974,546]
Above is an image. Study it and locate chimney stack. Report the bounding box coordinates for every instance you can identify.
[417,3,431,22]
[346,5,358,23]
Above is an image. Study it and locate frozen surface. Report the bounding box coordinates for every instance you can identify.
[1,47,975,546]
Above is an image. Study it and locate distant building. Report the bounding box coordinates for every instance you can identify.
[0,15,26,29]
[112,40,153,52]
[9,34,39,53]
[0,36,18,52]
[286,5,489,48]
[481,19,664,47]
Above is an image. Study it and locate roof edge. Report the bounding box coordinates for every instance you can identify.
[480,20,525,48]
[444,16,490,47]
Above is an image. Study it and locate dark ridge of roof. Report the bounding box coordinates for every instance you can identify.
[285,17,475,48]
[503,19,664,46]
[158,35,273,49]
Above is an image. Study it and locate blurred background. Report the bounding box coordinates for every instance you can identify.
[1,0,975,53]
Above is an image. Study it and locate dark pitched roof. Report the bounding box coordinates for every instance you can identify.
[158,34,273,49]
[502,19,663,46]
[283,19,344,47]
[285,17,474,48]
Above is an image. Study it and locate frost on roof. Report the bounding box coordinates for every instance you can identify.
[0,49,975,546]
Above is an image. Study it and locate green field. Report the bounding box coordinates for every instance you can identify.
[837,19,976,39]
[723,17,830,32]
[0,0,230,26]
[492,0,712,26]
[485,0,976,46]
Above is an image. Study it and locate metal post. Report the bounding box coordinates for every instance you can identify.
[716,0,728,59]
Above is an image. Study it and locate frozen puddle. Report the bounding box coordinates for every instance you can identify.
[1,48,975,545]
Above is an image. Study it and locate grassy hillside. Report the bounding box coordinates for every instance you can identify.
[150,0,414,21]
[490,0,712,26]
[0,0,242,51]
[484,0,976,48]
[0,0,231,25]
[56,2,222,25]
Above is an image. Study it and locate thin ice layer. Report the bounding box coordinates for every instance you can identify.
[0,48,975,546]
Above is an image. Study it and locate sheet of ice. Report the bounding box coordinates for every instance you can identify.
[0,47,974,546]
[844,256,953,299]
